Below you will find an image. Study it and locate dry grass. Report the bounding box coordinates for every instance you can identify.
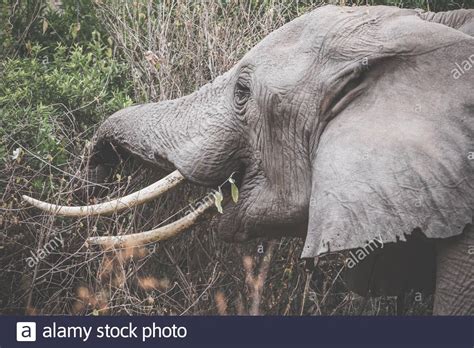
[0,0,433,315]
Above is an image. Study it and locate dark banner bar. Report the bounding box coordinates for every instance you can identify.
[3,316,473,347]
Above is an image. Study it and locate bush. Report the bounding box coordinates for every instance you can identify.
[0,34,133,166]
[0,0,107,59]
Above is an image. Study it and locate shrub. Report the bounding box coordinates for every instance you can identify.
[0,34,133,166]
[0,0,107,59]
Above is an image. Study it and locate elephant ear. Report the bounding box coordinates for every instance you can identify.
[419,9,474,36]
[302,10,474,258]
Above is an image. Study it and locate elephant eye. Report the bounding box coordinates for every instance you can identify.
[234,80,250,109]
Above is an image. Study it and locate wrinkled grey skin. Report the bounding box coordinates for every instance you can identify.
[87,6,473,315]
[420,9,474,35]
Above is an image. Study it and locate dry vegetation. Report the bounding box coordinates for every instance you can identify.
[0,0,436,315]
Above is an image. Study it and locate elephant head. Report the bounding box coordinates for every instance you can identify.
[24,6,473,312]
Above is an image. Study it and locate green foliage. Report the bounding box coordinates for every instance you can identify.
[229,176,239,203]
[230,182,239,203]
[0,0,130,169]
[0,34,133,165]
[0,0,107,59]
[214,189,224,214]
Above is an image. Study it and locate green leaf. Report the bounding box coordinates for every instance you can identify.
[70,22,81,39]
[231,182,239,203]
[42,18,48,35]
[214,189,224,214]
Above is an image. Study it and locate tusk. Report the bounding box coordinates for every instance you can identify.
[22,170,185,217]
[86,197,214,248]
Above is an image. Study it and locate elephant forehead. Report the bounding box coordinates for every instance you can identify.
[240,22,316,86]
[244,6,401,55]
[239,6,406,86]
[243,4,465,79]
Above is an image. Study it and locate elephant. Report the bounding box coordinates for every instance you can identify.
[23,5,474,315]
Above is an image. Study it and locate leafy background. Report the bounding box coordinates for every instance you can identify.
[1,0,472,315]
